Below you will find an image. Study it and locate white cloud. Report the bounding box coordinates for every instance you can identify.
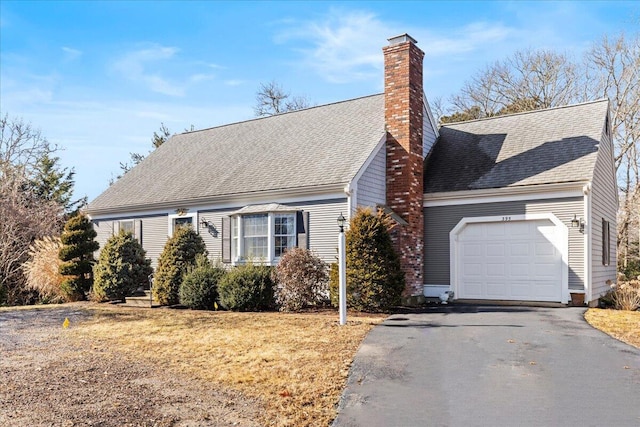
[113,45,185,96]
[418,22,514,56]
[62,46,82,61]
[224,79,244,86]
[275,10,518,85]
[276,10,392,83]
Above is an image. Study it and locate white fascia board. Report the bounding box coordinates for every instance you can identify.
[423,91,440,138]
[350,134,387,188]
[347,134,386,220]
[89,188,347,221]
[424,182,588,207]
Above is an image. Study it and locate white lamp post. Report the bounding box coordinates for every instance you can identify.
[337,213,347,326]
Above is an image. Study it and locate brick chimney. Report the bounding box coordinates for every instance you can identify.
[383,34,424,296]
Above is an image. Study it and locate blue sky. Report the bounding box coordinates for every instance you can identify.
[1,1,638,202]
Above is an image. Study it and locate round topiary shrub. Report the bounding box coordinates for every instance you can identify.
[218,263,275,311]
[179,258,226,310]
[329,207,405,312]
[93,231,152,302]
[273,247,328,312]
[154,225,207,306]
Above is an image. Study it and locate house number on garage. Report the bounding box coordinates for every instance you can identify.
[502,216,512,221]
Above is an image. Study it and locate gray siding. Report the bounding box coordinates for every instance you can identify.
[93,199,347,270]
[141,215,170,269]
[423,101,438,158]
[356,144,386,209]
[92,214,169,269]
[590,128,618,299]
[424,197,585,290]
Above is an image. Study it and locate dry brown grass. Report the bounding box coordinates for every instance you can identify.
[71,305,384,426]
[585,308,640,349]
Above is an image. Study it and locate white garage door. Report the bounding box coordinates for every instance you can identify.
[456,219,563,302]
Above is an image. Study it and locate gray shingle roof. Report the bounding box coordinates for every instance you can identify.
[424,100,609,193]
[88,94,385,213]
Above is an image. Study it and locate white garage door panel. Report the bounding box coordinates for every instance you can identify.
[457,219,563,302]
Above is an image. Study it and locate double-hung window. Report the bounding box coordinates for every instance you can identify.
[274,214,296,257]
[243,214,269,259]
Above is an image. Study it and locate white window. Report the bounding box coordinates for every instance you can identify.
[119,220,134,235]
[274,214,296,257]
[230,212,297,264]
[243,214,269,259]
[168,212,197,236]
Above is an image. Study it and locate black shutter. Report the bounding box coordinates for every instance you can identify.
[296,211,309,249]
[222,217,231,263]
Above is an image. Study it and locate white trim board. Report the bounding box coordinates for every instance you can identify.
[424,182,587,207]
[90,192,347,221]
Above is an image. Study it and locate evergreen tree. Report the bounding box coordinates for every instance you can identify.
[93,231,152,301]
[29,153,85,213]
[330,207,405,311]
[58,213,99,300]
[153,225,207,306]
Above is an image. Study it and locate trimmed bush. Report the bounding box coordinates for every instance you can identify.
[219,263,275,311]
[273,247,328,312]
[23,236,66,303]
[179,257,226,310]
[329,207,405,312]
[59,213,99,301]
[154,225,207,306]
[93,231,153,302]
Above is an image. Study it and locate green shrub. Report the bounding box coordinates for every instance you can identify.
[328,207,405,312]
[219,263,275,311]
[92,231,152,302]
[179,257,226,310]
[59,213,99,301]
[273,247,328,312]
[154,225,207,306]
[329,263,339,307]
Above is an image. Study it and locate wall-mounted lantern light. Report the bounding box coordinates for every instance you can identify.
[571,214,585,233]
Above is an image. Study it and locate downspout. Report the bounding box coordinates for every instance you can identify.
[583,183,592,303]
[344,181,356,221]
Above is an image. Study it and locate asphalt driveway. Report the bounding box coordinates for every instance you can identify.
[333,306,640,427]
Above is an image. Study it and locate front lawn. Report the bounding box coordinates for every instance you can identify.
[584,308,640,349]
[72,305,384,426]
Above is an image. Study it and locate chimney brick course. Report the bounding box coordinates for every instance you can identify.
[383,35,425,296]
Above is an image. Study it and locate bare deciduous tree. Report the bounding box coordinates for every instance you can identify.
[0,114,66,305]
[586,33,640,273]
[254,81,310,117]
[447,49,583,122]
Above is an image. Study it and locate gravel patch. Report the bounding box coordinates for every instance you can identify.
[0,305,262,427]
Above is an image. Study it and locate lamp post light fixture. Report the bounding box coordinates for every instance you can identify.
[337,212,347,326]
